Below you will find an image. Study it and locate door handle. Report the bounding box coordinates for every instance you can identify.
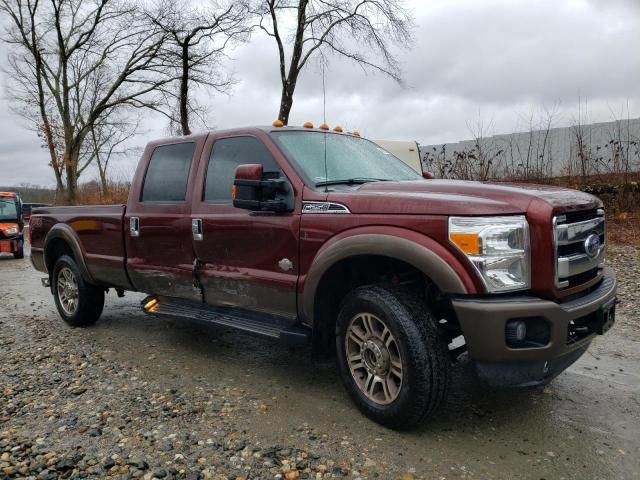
[130,217,140,237]
[192,218,203,241]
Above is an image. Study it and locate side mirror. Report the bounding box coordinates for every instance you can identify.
[232,164,293,212]
[422,171,435,179]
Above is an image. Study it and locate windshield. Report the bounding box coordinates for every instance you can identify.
[0,198,19,221]
[271,131,422,187]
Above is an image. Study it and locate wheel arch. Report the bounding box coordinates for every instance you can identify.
[44,224,95,284]
[302,230,473,322]
[300,228,476,355]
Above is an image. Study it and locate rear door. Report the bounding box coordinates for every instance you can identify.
[125,139,203,300]
[190,132,301,319]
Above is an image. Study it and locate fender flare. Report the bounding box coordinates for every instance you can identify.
[44,223,95,284]
[300,227,477,325]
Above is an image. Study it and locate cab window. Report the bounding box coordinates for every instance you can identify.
[204,136,281,203]
[142,143,195,202]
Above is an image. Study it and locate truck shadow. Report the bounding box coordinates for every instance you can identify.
[90,300,552,438]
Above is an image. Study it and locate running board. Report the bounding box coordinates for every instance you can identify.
[141,296,310,346]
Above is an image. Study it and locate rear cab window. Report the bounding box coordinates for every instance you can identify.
[142,143,196,202]
[204,136,282,203]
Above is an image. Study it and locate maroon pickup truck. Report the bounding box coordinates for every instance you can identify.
[29,124,617,428]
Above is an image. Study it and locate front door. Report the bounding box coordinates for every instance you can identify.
[191,133,300,319]
[125,140,202,300]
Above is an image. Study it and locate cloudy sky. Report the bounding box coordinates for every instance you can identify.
[1,0,639,186]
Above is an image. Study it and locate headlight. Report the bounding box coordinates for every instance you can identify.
[5,227,18,235]
[449,215,530,293]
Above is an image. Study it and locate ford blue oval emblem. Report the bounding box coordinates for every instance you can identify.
[584,233,601,258]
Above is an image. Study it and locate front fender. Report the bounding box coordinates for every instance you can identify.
[44,223,95,284]
[300,226,477,324]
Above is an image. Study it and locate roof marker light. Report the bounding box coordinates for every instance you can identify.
[333,126,343,132]
[352,131,360,137]
[272,119,284,127]
[303,121,314,128]
[319,123,329,130]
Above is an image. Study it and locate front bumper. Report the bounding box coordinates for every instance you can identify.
[452,267,617,387]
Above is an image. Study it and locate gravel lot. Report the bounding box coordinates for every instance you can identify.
[1,246,639,480]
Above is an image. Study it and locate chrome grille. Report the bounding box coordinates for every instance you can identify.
[552,209,605,288]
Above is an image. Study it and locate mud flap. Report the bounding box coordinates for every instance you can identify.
[192,257,205,302]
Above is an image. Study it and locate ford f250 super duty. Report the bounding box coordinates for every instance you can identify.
[29,123,617,428]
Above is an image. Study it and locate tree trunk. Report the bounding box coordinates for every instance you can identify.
[278,87,293,125]
[65,163,77,204]
[180,43,191,136]
[64,144,82,204]
[278,73,299,125]
[53,169,65,200]
[99,172,111,203]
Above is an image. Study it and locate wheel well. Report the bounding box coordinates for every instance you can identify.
[45,238,74,274]
[311,255,456,357]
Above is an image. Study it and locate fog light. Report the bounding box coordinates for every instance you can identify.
[506,320,527,345]
[506,317,551,349]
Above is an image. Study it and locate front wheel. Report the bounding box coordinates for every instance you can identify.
[14,245,24,259]
[336,285,451,429]
[52,255,104,327]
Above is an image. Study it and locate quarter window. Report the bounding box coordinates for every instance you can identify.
[204,136,281,202]
[142,143,195,202]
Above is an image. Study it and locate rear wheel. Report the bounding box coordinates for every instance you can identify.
[336,285,450,429]
[14,245,24,259]
[52,255,104,326]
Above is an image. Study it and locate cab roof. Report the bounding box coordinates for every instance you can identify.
[145,125,358,149]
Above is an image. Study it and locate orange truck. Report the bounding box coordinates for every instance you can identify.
[0,192,25,259]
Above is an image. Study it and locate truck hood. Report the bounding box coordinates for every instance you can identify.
[327,180,602,216]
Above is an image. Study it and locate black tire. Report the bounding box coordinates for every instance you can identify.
[52,255,104,327]
[335,285,451,429]
[14,245,24,259]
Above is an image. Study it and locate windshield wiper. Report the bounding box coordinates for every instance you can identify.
[315,177,389,187]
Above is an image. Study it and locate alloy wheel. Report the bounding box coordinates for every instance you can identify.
[345,312,403,405]
[57,267,79,316]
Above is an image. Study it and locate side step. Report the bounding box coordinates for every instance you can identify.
[141,296,310,346]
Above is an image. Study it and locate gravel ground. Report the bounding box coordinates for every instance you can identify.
[607,245,640,339]
[1,247,639,480]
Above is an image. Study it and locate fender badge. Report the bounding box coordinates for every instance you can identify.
[278,258,293,272]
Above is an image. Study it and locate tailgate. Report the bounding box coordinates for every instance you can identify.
[30,204,132,290]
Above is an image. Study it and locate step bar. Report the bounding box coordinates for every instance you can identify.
[141,296,310,346]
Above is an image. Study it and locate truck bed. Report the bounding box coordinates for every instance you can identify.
[29,204,132,290]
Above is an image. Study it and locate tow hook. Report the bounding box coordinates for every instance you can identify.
[41,277,50,288]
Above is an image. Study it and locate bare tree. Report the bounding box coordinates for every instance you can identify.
[87,113,139,201]
[568,96,594,184]
[463,113,505,181]
[1,0,175,203]
[508,105,557,181]
[149,0,250,135]
[604,101,640,178]
[254,0,413,125]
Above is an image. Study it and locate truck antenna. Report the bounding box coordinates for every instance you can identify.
[322,61,328,192]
